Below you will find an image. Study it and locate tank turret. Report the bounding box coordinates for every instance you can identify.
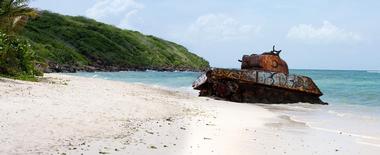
[240,46,289,74]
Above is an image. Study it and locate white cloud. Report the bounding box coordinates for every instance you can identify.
[287,21,361,42]
[118,9,140,29]
[85,0,143,29]
[186,14,261,41]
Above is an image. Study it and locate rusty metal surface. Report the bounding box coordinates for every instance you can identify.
[193,68,323,96]
[241,54,289,74]
[240,46,289,74]
[192,73,208,88]
[193,46,325,104]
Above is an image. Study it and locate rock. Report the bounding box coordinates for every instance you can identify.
[43,63,206,73]
[99,151,109,154]
[149,145,157,149]
[166,117,174,122]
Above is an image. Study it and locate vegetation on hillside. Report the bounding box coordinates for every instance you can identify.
[1,0,209,81]
[0,0,41,81]
[22,11,210,72]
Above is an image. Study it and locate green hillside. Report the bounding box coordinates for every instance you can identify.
[21,11,209,72]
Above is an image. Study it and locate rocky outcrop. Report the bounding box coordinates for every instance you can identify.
[43,62,209,73]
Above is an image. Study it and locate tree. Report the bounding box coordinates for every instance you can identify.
[0,0,41,80]
[0,0,38,34]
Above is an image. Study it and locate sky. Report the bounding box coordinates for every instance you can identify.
[30,0,380,70]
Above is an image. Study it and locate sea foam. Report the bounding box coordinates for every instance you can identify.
[367,70,380,74]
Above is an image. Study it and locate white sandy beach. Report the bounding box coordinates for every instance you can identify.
[1,74,379,155]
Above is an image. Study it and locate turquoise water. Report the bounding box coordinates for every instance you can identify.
[73,71,201,88]
[72,69,380,107]
[292,70,380,107]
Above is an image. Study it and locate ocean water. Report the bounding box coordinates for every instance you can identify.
[292,69,380,107]
[71,71,202,92]
[69,69,380,146]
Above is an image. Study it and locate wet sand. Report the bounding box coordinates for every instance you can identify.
[0,74,379,155]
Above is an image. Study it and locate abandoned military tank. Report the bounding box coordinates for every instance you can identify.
[192,46,327,104]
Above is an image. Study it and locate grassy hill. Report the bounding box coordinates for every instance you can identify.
[21,11,209,72]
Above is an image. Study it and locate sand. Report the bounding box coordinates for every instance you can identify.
[0,74,379,155]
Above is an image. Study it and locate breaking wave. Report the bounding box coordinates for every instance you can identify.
[328,110,349,117]
[367,70,380,74]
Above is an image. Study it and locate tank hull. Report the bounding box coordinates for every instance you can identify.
[193,68,327,104]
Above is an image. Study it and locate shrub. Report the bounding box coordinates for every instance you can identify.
[0,31,41,81]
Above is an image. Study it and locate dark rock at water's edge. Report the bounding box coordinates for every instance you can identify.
[43,62,209,73]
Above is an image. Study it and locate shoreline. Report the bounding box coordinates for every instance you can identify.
[0,74,379,154]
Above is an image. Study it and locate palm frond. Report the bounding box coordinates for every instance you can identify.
[0,0,36,34]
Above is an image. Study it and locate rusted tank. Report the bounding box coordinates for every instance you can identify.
[193,46,327,104]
